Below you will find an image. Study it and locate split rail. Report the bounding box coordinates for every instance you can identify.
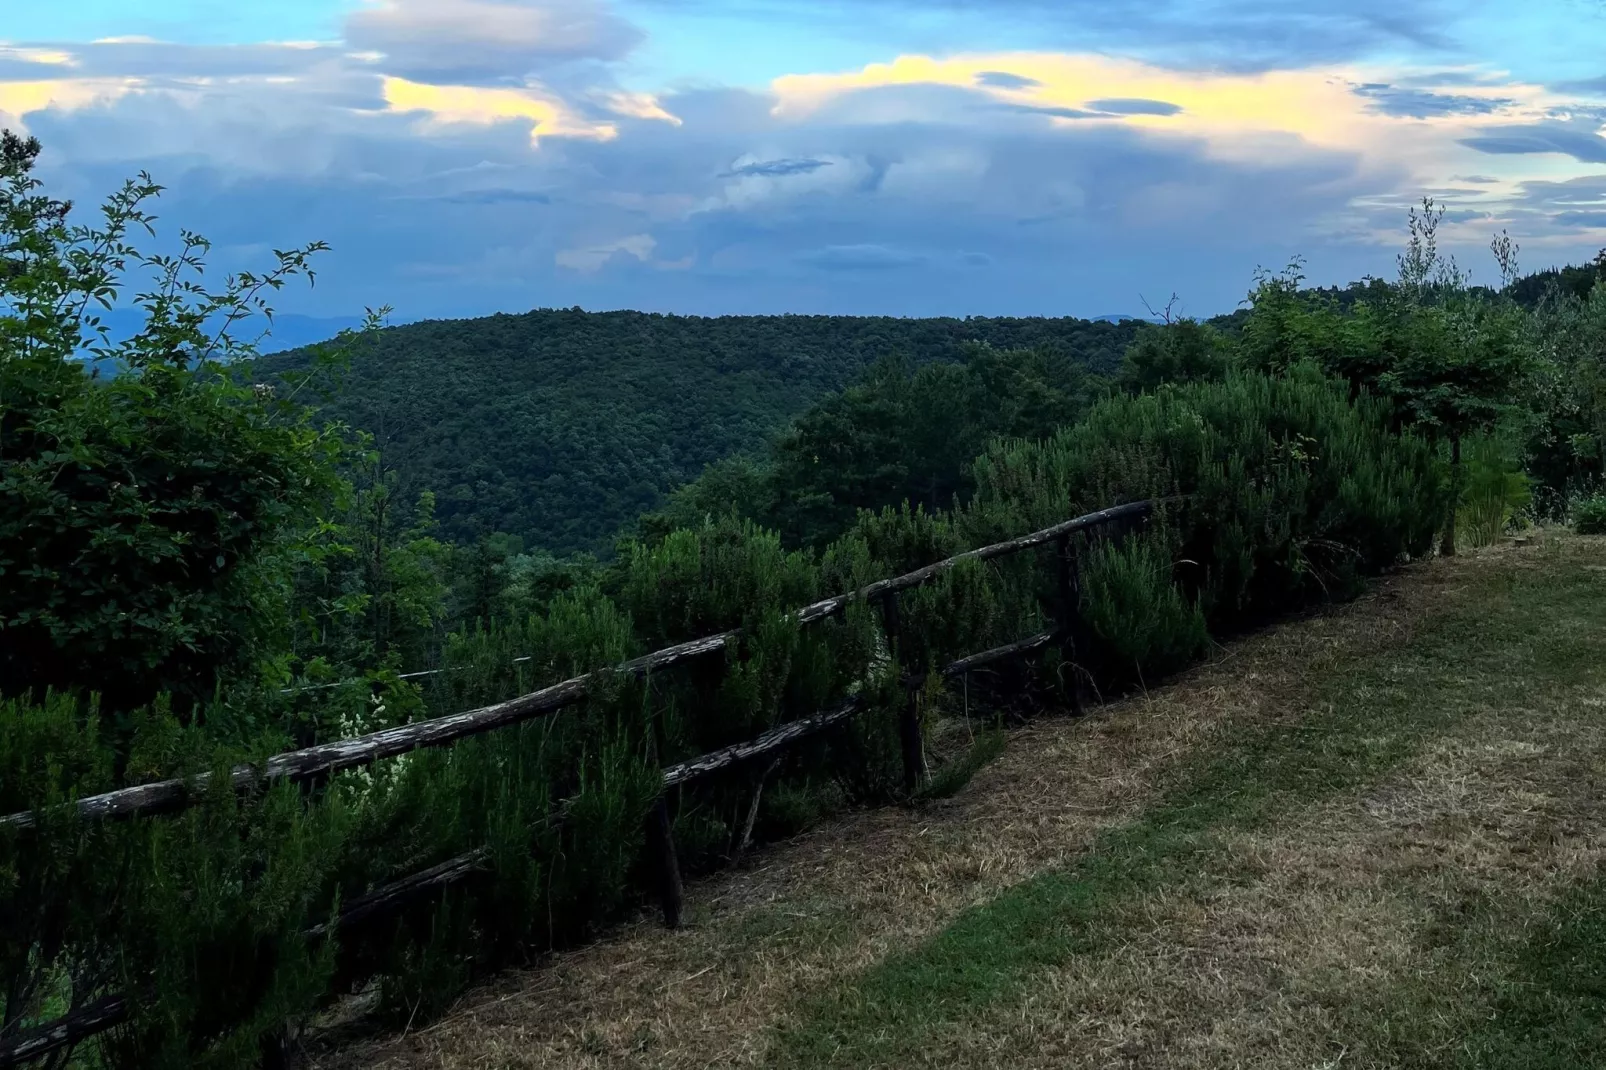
[0,498,1154,1066]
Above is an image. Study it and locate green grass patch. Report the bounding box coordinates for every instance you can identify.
[776,550,1606,1067]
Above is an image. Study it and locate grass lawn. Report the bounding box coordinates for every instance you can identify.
[318,532,1606,1070]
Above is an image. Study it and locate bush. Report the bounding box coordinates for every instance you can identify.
[1457,433,1532,548]
[967,367,1444,645]
[1575,494,1606,534]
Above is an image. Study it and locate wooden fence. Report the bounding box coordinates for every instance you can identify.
[0,499,1153,1067]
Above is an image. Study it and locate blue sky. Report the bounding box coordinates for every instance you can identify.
[5,0,1606,325]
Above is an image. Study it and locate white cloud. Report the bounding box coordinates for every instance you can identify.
[555,232,656,271]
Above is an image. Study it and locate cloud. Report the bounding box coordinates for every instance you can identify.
[975,71,1040,89]
[1005,103,1105,120]
[796,243,927,270]
[555,232,656,271]
[381,76,620,142]
[657,0,1465,72]
[1554,211,1606,228]
[0,45,78,79]
[1459,124,1606,163]
[720,157,832,177]
[1353,83,1514,118]
[437,187,552,204]
[696,151,877,212]
[6,7,1605,321]
[1554,75,1606,95]
[1086,97,1183,115]
[343,0,642,85]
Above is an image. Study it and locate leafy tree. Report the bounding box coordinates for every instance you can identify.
[1373,202,1533,554]
[1118,318,1233,392]
[0,128,385,715]
[643,344,1109,551]
[1234,201,1535,555]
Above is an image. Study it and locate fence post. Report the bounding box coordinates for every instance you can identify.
[1055,532,1087,716]
[645,796,684,929]
[878,591,926,796]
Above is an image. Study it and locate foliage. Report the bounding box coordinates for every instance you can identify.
[967,367,1442,673]
[1574,494,1606,535]
[1118,317,1233,392]
[0,129,385,716]
[1456,432,1532,548]
[1525,275,1606,512]
[6,134,1600,1070]
[643,344,1111,550]
[1237,202,1534,555]
[255,310,1140,554]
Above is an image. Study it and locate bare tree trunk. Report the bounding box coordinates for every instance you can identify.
[1440,433,1461,557]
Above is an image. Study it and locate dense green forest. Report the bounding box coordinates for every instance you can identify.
[255,310,1145,552]
[5,126,1606,1068]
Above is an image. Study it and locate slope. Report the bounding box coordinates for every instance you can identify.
[315,531,1606,1069]
[255,311,1142,553]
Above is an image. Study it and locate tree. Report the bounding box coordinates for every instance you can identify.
[1374,201,1532,555]
[1118,318,1233,392]
[0,129,381,714]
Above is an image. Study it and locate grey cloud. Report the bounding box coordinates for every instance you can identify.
[1459,125,1606,163]
[1353,83,1512,118]
[975,71,1041,89]
[1085,97,1183,116]
[1556,211,1606,228]
[720,157,832,177]
[637,0,1462,72]
[1553,75,1606,95]
[29,39,350,80]
[1514,175,1606,213]
[343,0,642,85]
[435,188,554,204]
[1395,70,1508,88]
[1450,174,1500,184]
[0,48,77,79]
[1007,104,1106,120]
[796,244,928,270]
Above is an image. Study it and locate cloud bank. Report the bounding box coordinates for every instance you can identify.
[3,0,1604,320]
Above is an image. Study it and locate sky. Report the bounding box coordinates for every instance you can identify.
[4,0,1606,324]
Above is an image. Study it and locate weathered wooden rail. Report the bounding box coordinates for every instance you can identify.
[0,498,1153,1066]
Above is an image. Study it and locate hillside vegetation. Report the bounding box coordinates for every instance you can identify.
[256,311,1143,552]
[324,532,1606,1070]
[4,124,1606,1070]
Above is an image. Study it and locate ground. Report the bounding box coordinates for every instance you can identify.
[314,531,1606,1070]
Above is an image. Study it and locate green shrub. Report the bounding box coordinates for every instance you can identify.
[1575,494,1606,534]
[967,367,1443,644]
[1457,433,1532,548]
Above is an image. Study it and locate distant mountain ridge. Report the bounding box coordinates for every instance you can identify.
[254,308,1145,553]
[84,308,369,355]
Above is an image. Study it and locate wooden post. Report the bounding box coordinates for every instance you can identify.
[1056,533,1086,716]
[879,591,926,795]
[734,755,783,864]
[645,796,684,929]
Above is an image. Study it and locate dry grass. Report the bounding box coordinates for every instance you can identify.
[312,532,1601,1069]
[937,695,1606,1069]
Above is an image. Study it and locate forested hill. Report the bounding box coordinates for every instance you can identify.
[256,310,1144,553]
